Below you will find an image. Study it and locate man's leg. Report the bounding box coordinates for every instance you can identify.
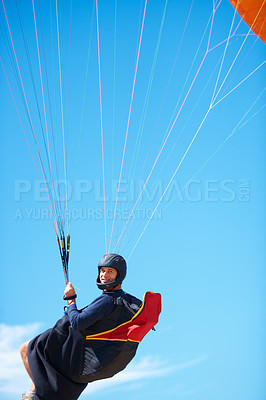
[20,341,35,392]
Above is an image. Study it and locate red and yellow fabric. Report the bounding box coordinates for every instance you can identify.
[86,291,162,343]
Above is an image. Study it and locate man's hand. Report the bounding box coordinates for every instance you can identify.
[64,282,76,306]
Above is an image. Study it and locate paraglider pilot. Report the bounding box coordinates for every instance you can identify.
[20,254,161,400]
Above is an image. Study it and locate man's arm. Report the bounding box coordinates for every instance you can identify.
[64,282,77,306]
[64,283,114,331]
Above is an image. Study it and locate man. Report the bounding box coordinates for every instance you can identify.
[20,254,143,400]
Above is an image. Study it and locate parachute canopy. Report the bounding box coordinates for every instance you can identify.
[229,0,266,44]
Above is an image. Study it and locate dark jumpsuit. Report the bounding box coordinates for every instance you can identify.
[28,290,141,400]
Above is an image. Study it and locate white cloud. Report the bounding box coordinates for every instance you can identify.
[0,323,208,398]
[83,354,209,395]
[0,323,41,395]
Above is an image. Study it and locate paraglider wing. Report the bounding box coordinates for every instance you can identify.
[228,0,266,44]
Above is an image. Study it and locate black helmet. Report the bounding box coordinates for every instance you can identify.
[96,253,127,290]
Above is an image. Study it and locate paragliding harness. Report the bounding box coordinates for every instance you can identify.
[49,291,162,384]
[51,243,162,383]
[81,290,162,383]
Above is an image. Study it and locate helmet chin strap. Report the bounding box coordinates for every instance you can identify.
[97,279,117,291]
[103,283,121,292]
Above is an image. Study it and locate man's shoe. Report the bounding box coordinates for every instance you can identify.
[22,392,35,400]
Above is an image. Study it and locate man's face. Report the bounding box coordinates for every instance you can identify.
[99,267,117,284]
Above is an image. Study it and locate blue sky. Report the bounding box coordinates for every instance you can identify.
[0,0,265,399]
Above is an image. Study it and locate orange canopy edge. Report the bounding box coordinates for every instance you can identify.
[229,0,266,44]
